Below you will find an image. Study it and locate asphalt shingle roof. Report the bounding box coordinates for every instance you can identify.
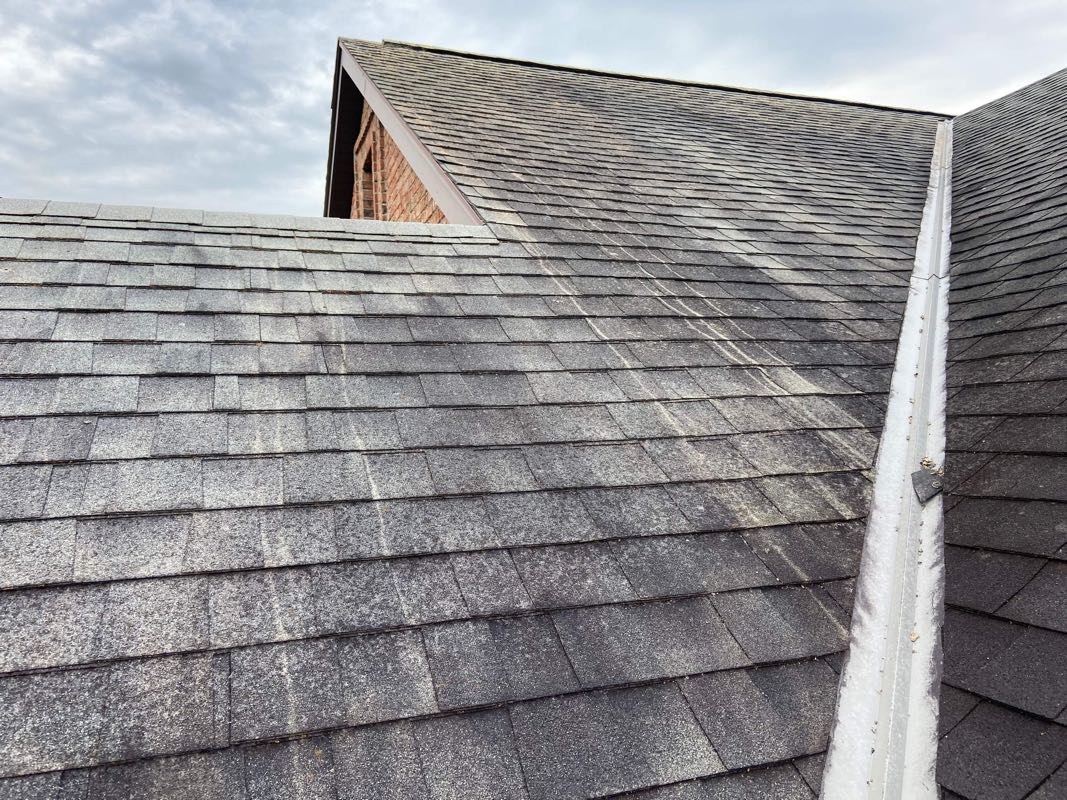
[937,68,1067,800]
[0,194,888,798]
[0,39,1060,800]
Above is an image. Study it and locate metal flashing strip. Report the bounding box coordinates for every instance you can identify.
[822,120,953,800]
[336,46,483,226]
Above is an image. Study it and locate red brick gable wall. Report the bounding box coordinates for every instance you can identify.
[351,105,446,224]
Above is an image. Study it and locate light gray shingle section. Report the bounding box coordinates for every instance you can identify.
[0,519,76,588]
[510,683,723,798]
[92,576,210,662]
[337,630,438,724]
[0,653,226,777]
[414,710,529,800]
[230,639,343,740]
[81,459,202,515]
[19,416,96,461]
[0,465,51,519]
[282,452,370,503]
[138,377,213,412]
[553,598,749,686]
[54,376,139,413]
[681,660,839,769]
[227,411,308,454]
[311,560,404,631]
[208,569,318,648]
[203,456,283,507]
[0,342,93,374]
[152,412,228,456]
[53,312,157,341]
[392,555,469,624]
[306,409,402,450]
[88,414,156,459]
[331,722,428,800]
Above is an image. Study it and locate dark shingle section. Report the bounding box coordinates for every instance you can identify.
[510,683,724,799]
[680,659,839,770]
[938,67,1067,799]
[0,39,944,796]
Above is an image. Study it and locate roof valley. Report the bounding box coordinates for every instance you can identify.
[822,120,954,800]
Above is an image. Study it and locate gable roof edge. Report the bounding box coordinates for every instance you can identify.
[325,40,483,225]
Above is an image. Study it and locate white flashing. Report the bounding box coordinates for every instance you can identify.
[821,120,953,800]
[337,47,483,226]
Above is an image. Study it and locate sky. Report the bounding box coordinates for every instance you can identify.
[2,0,1065,216]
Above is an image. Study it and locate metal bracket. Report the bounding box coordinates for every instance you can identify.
[911,461,944,504]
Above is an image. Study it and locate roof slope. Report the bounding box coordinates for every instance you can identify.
[937,70,1067,800]
[343,40,941,259]
[0,44,945,799]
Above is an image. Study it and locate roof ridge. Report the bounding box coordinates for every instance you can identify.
[341,37,949,118]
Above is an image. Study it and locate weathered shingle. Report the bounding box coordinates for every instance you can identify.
[681,660,839,770]
[937,67,1067,798]
[415,710,529,800]
[554,597,749,685]
[510,684,723,799]
[1,35,1013,798]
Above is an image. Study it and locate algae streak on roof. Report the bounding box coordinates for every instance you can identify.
[0,39,962,800]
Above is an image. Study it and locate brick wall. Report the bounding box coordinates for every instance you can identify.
[351,105,446,224]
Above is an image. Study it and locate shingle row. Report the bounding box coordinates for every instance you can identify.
[0,196,496,237]
[0,654,840,793]
[0,428,871,521]
[0,544,852,673]
[0,310,898,346]
[0,399,881,466]
[0,253,915,300]
[0,488,863,592]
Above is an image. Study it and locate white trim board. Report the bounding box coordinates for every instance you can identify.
[821,119,953,800]
[335,46,483,226]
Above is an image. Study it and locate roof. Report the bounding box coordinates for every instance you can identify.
[0,40,1061,800]
[340,38,942,244]
[366,39,948,116]
[937,68,1067,799]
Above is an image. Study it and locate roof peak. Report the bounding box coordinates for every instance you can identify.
[340,37,948,118]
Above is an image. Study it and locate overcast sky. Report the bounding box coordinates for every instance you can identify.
[2,1,1065,216]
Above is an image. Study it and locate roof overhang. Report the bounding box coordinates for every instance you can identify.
[322,41,482,224]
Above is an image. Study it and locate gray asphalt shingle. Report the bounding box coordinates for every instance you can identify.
[681,660,839,769]
[937,67,1067,798]
[511,684,723,799]
[554,598,749,685]
[4,34,1038,799]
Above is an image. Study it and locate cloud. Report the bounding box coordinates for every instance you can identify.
[0,0,1064,215]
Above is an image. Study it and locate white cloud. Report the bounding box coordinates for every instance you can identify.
[0,24,101,95]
